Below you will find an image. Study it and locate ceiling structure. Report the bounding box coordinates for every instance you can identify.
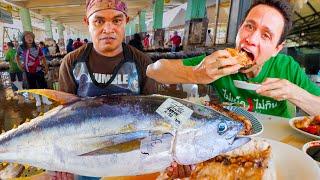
[3,0,187,35]
[288,0,320,47]
[2,0,319,47]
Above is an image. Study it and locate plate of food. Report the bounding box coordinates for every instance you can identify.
[233,80,262,91]
[191,138,320,180]
[289,115,320,139]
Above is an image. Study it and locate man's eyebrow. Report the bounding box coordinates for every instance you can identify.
[113,14,125,19]
[245,19,275,36]
[92,15,105,20]
[245,19,256,25]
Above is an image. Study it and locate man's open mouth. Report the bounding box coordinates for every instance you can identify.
[240,48,255,62]
[239,48,255,70]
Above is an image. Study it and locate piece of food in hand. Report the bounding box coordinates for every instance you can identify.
[226,48,254,70]
[190,139,275,180]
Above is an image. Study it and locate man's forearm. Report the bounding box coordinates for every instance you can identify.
[290,91,320,116]
[146,59,198,84]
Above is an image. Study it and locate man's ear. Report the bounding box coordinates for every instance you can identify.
[273,41,285,57]
[83,16,89,25]
[126,16,130,23]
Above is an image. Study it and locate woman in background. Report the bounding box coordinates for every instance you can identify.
[15,31,52,107]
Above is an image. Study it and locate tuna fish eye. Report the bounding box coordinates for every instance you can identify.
[218,122,228,134]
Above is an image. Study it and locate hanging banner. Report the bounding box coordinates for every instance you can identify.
[0,9,13,24]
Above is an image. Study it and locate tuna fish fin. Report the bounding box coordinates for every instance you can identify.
[17,89,80,105]
[79,139,142,156]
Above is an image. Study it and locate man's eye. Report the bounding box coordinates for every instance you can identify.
[113,19,122,25]
[245,24,254,31]
[262,33,271,40]
[94,19,104,25]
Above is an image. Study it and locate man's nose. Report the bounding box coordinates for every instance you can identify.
[245,31,260,46]
[102,22,115,33]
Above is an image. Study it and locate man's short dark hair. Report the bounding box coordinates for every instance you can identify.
[7,42,14,48]
[244,0,293,45]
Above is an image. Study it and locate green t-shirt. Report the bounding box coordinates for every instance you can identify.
[4,48,21,73]
[183,54,320,118]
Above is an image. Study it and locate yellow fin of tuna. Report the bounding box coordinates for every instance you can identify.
[79,139,142,156]
[17,89,80,105]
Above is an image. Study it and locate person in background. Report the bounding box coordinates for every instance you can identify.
[39,41,50,57]
[15,31,52,107]
[205,29,214,47]
[66,39,74,53]
[128,33,144,51]
[73,38,84,50]
[143,34,150,50]
[4,42,23,91]
[169,31,181,52]
[84,38,89,44]
[53,40,61,55]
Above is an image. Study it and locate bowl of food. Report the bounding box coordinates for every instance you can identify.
[289,115,320,139]
[302,141,320,166]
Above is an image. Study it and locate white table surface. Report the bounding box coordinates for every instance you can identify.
[253,112,315,149]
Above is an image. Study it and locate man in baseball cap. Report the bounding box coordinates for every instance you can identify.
[37,0,157,179]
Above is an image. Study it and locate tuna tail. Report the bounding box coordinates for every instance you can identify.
[17,89,80,105]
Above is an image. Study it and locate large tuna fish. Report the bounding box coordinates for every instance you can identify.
[0,90,250,177]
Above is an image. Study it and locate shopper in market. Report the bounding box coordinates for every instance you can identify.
[15,31,52,107]
[44,0,157,179]
[66,39,74,53]
[4,41,23,91]
[128,33,144,51]
[72,38,84,50]
[169,31,181,52]
[147,0,320,120]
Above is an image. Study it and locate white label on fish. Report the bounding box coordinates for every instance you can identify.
[156,98,193,127]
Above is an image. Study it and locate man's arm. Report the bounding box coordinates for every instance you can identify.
[58,56,76,94]
[147,50,242,84]
[256,78,320,115]
[15,54,23,71]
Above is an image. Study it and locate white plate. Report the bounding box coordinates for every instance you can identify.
[233,80,262,91]
[289,116,320,139]
[264,138,320,179]
[225,106,263,137]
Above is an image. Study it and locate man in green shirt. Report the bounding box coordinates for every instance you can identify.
[147,0,320,119]
[4,42,23,91]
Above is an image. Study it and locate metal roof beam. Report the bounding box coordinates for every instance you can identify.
[307,2,320,17]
